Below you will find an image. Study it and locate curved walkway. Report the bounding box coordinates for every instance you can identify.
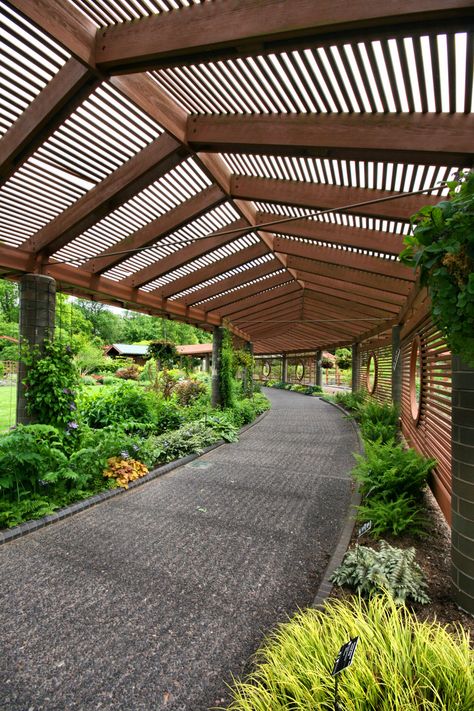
[0,389,358,711]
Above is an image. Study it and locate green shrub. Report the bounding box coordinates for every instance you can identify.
[360,419,398,444]
[359,400,399,443]
[79,381,153,428]
[353,441,435,503]
[101,375,121,386]
[226,595,473,710]
[199,412,239,442]
[81,375,98,386]
[115,364,141,380]
[357,496,428,538]
[174,378,206,406]
[146,422,219,465]
[331,540,430,604]
[151,398,183,433]
[332,389,367,411]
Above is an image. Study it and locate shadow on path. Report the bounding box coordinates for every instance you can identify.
[0,388,357,711]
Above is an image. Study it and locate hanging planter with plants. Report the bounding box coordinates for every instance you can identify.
[146,340,178,369]
[400,171,474,366]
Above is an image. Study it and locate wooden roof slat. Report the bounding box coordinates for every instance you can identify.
[22,134,185,255]
[83,184,224,273]
[199,271,290,313]
[212,281,301,319]
[187,113,474,166]
[295,270,404,309]
[154,242,269,300]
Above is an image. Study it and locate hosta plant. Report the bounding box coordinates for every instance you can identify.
[331,540,430,604]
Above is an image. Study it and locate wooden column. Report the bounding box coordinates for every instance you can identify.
[211,326,223,408]
[204,353,210,373]
[451,355,474,615]
[17,274,56,425]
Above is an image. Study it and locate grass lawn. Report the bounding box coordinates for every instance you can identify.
[0,385,17,432]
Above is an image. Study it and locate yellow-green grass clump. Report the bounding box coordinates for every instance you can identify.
[226,595,473,710]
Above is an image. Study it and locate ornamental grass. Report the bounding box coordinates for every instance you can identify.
[226,595,473,710]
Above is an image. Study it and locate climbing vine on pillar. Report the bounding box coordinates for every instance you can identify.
[20,338,80,435]
[219,329,235,409]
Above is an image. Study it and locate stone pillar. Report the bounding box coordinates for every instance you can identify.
[211,326,224,408]
[392,325,402,407]
[204,353,210,373]
[451,355,474,616]
[282,353,288,383]
[351,343,361,392]
[315,349,322,387]
[17,274,56,425]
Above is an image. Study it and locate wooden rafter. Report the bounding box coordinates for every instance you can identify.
[83,185,225,274]
[22,134,186,256]
[201,272,290,313]
[213,282,300,318]
[231,177,441,221]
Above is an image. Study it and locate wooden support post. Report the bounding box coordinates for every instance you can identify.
[204,353,210,373]
[211,326,224,408]
[17,274,56,425]
[451,355,474,616]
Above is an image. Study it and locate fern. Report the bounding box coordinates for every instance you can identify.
[357,495,428,538]
[331,541,430,604]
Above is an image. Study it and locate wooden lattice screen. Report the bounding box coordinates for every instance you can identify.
[400,314,452,522]
[359,335,393,404]
[359,309,452,522]
[254,357,283,382]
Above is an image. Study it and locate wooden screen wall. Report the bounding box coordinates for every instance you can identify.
[359,335,393,404]
[400,313,452,522]
[254,356,283,382]
[358,311,452,522]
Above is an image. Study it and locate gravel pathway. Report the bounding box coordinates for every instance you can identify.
[0,388,357,711]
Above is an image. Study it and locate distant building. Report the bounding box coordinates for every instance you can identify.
[105,343,213,367]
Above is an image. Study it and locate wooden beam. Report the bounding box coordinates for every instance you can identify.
[214,281,300,318]
[122,218,250,288]
[23,134,186,256]
[232,177,440,221]
[84,185,225,274]
[293,269,405,307]
[257,211,404,256]
[230,292,303,321]
[0,243,250,337]
[273,236,415,280]
[302,283,397,317]
[94,0,474,72]
[177,258,281,306]
[9,0,96,66]
[0,59,97,182]
[152,242,269,299]
[188,113,474,166]
[236,296,303,323]
[285,254,412,295]
[202,272,290,313]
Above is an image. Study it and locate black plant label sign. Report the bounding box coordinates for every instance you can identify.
[331,637,359,676]
[358,520,372,538]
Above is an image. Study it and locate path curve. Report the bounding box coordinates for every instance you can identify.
[0,388,357,711]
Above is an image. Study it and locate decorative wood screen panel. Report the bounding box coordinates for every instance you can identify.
[401,314,452,522]
[359,334,393,404]
[254,357,282,382]
[287,354,315,385]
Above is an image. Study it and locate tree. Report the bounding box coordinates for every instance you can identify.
[0,280,19,323]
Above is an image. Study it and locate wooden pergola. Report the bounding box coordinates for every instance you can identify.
[1,0,473,353]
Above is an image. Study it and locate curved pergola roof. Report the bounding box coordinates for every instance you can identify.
[1,0,473,353]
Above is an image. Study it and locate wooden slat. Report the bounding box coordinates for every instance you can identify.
[202,272,291,313]
[22,134,186,256]
[95,0,474,72]
[213,281,301,318]
[0,59,97,182]
[294,269,405,307]
[188,113,474,166]
[233,178,440,221]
